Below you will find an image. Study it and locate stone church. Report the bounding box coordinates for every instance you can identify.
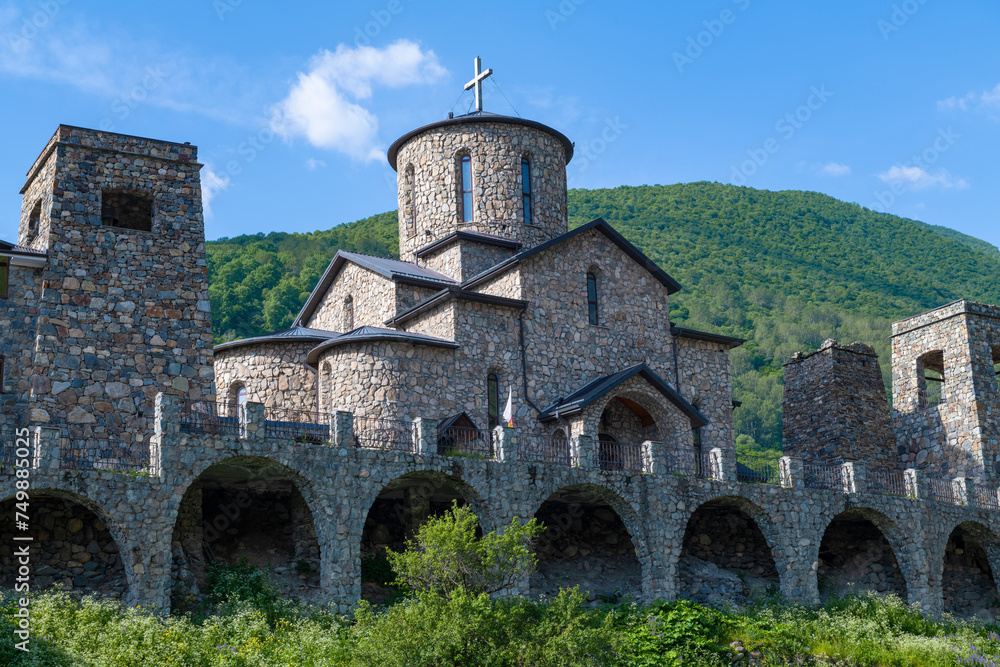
[2,67,1000,617]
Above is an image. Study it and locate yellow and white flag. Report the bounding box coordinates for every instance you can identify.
[502,387,514,427]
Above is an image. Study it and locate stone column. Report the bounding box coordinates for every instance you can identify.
[904,468,927,500]
[32,426,61,475]
[413,418,437,456]
[241,401,265,440]
[333,411,354,448]
[494,426,518,463]
[842,462,867,494]
[710,447,736,482]
[952,477,970,506]
[570,434,595,470]
[780,456,805,489]
[152,392,181,475]
[641,441,666,475]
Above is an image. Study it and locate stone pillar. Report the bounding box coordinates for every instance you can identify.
[710,447,736,482]
[32,426,60,475]
[413,417,437,456]
[952,477,970,506]
[241,401,265,439]
[842,462,867,494]
[570,434,595,470]
[333,411,354,448]
[641,441,667,475]
[494,426,518,463]
[904,468,927,500]
[152,392,181,475]
[780,456,805,489]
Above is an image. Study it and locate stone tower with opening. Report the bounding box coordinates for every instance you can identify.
[891,299,1000,482]
[14,125,214,442]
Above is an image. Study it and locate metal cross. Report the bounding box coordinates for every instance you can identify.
[464,56,493,113]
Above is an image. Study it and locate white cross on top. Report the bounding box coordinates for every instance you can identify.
[464,56,493,113]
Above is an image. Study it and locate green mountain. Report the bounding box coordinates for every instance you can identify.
[206,182,1000,451]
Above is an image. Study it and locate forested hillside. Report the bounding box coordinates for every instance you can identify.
[206,182,1000,451]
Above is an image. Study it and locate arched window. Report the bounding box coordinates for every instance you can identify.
[521,157,532,225]
[344,296,354,331]
[24,200,41,246]
[405,165,417,235]
[487,372,500,428]
[236,386,247,410]
[586,271,599,325]
[230,383,247,416]
[460,155,473,223]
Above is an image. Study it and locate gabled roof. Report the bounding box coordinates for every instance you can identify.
[295,250,457,326]
[438,412,479,432]
[461,218,683,295]
[537,363,707,428]
[305,326,458,365]
[414,230,521,258]
[213,325,339,353]
[671,326,745,349]
[0,238,47,265]
[385,287,528,327]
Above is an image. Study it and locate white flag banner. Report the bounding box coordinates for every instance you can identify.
[502,387,514,427]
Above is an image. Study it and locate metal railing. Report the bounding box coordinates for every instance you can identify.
[263,406,330,444]
[695,449,713,478]
[520,435,571,466]
[0,425,26,472]
[737,457,780,485]
[354,416,413,452]
[438,426,494,459]
[868,469,908,497]
[928,477,954,504]
[179,400,241,438]
[804,463,844,491]
[973,487,1000,512]
[597,440,643,473]
[59,438,152,474]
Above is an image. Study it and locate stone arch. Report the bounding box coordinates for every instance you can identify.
[815,507,909,600]
[678,495,781,605]
[24,199,41,245]
[358,469,490,603]
[169,455,326,609]
[530,483,645,602]
[1,488,133,600]
[938,520,1000,619]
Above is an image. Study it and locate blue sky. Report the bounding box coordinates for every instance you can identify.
[1,0,998,248]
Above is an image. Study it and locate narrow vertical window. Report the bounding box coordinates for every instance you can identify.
[693,426,704,475]
[461,155,473,223]
[406,165,417,235]
[586,272,599,325]
[236,386,247,411]
[487,372,499,428]
[344,296,354,331]
[521,157,532,225]
[0,257,8,299]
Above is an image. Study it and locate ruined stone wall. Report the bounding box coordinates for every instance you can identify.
[306,263,395,332]
[395,121,568,262]
[213,341,317,412]
[676,337,737,453]
[784,340,898,468]
[0,264,42,425]
[24,126,214,442]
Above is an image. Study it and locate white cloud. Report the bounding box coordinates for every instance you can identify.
[200,167,231,217]
[270,40,447,162]
[938,83,1000,112]
[305,158,327,170]
[877,165,969,191]
[819,162,851,177]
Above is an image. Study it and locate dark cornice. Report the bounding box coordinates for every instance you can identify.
[414,230,522,258]
[671,326,746,349]
[385,287,529,328]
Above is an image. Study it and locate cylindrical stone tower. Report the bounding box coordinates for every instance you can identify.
[387,112,574,263]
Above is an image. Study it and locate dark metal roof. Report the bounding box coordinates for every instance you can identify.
[295,250,457,327]
[0,238,47,258]
[671,326,746,349]
[438,412,479,432]
[385,287,529,327]
[414,230,522,258]
[213,325,339,353]
[387,111,574,170]
[305,326,458,365]
[461,218,683,295]
[537,363,707,428]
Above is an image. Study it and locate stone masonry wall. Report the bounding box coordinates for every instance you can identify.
[419,240,515,283]
[676,337,737,454]
[395,121,568,263]
[0,264,42,426]
[213,341,318,413]
[784,340,898,468]
[306,263,395,332]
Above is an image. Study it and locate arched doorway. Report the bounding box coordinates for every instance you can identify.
[597,395,661,472]
[1,493,128,599]
[818,509,906,599]
[171,457,321,608]
[361,471,484,603]
[531,485,641,602]
[680,497,779,605]
[942,522,1000,619]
